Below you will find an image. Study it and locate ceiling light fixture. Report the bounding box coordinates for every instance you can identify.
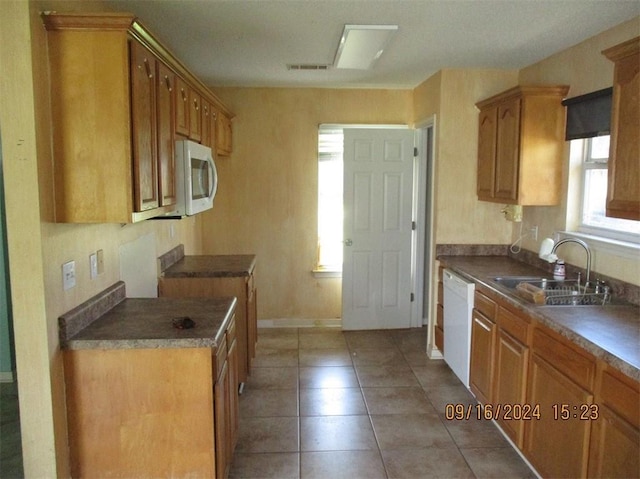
[333,24,398,70]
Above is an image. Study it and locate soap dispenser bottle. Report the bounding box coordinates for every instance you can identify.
[553,260,566,281]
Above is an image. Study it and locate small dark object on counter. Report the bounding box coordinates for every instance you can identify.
[172,317,196,329]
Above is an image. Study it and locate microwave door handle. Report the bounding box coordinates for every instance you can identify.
[207,159,215,198]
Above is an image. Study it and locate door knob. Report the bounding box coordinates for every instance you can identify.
[344,239,353,246]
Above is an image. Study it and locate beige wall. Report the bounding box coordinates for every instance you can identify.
[203,87,413,320]
[517,17,640,285]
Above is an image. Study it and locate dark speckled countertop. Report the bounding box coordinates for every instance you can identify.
[158,244,256,278]
[438,255,640,381]
[59,281,237,350]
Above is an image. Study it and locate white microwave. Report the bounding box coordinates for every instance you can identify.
[171,140,218,216]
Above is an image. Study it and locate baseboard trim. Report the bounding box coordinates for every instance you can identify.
[258,318,342,328]
[0,371,16,383]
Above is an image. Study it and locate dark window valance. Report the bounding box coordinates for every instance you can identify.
[562,87,612,140]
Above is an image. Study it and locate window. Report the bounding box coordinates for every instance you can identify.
[316,126,344,271]
[578,135,640,242]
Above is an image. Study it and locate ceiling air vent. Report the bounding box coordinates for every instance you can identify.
[287,64,331,71]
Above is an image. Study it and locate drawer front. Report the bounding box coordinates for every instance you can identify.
[474,290,497,319]
[532,327,595,391]
[497,306,529,344]
[214,336,228,380]
[599,367,640,428]
[246,273,255,296]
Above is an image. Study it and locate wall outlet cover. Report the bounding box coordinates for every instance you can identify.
[62,261,76,291]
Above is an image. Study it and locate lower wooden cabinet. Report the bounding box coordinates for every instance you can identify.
[64,348,217,477]
[466,282,639,479]
[159,272,257,386]
[524,348,593,478]
[469,308,496,405]
[588,366,640,478]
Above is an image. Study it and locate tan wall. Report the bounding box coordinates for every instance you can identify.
[203,87,413,319]
[517,17,640,285]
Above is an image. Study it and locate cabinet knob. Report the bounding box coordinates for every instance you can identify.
[344,239,353,246]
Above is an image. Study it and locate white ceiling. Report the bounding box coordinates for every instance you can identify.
[104,0,640,89]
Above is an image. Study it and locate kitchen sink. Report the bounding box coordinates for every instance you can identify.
[491,276,616,306]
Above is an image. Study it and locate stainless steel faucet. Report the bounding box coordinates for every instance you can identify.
[550,238,592,287]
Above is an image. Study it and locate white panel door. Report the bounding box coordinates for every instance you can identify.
[342,129,414,330]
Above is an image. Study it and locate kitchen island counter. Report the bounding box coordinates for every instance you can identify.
[59,280,236,350]
[438,255,640,380]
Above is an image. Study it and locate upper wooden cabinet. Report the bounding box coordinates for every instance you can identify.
[603,37,640,221]
[216,110,233,157]
[42,12,233,223]
[476,85,569,205]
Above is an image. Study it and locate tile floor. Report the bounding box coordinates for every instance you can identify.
[0,381,23,478]
[230,327,536,479]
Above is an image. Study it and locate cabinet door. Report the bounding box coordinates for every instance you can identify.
[469,310,496,405]
[214,360,229,479]
[130,39,159,212]
[525,353,593,479]
[605,38,640,220]
[216,111,233,156]
[227,337,239,455]
[175,77,190,137]
[588,405,639,478]
[477,106,497,200]
[494,98,521,202]
[201,98,213,148]
[189,89,202,141]
[156,62,176,207]
[494,329,529,447]
[247,276,257,366]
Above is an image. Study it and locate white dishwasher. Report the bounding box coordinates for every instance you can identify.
[443,269,475,388]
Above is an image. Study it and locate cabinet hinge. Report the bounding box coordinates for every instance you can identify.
[414,147,418,157]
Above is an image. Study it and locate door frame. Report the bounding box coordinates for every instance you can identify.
[411,116,437,336]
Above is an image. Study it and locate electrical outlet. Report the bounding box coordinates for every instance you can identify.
[90,253,98,279]
[62,260,76,291]
[531,226,539,241]
[96,249,104,275]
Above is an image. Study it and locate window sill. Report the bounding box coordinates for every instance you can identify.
[558,231,640,260]
[312,269,342,278]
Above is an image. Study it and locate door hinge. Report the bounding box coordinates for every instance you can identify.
[414,147,418,157]
[412,221,416,230]
[410,292,415,302]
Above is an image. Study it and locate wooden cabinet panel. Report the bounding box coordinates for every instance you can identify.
[603,37,640,220]
[469,309,496,405]
[588,365,640,478]
[474,290,497,319]
[130,39,159,212]
[494,329,529,447]
[201,98,214,149]
[494,98,521,202]
[227,334,240,455]
[175,76,190,137]
[532,327,595,391]
[189,89,202,141]
[64,348,215,477]
[477,106,497,199]
[525,352,593,479]
[435,280,444,352]
[156,61,176,207]
[213,359,229,479]
[476,85,569,205]
[216,110,233,156]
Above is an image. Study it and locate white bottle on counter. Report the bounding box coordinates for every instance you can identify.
[553,260,566,281]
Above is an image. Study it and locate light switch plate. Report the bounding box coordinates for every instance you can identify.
[62,260,76,290]
[90,253,98,279]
